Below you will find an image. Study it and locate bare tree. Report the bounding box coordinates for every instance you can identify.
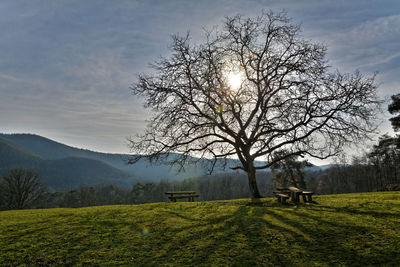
[129,11,381,198]
[2,167,45,209]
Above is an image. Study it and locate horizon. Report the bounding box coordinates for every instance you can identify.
[0,132,349,168]
[1,1,399,165]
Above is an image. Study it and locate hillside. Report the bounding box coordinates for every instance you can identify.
[1,192,399,266]
[0,133,220,181]
[0,137,142,190]
[0,133,333,191]
[35,157,142,190]
[0,137,42,167]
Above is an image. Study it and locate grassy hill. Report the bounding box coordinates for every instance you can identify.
[1,192,399,266]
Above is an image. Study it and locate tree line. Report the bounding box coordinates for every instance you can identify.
[318,93,400,194]
[0,159,398,210]
[0,168,270,209]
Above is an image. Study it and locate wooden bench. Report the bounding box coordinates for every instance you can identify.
[288,186,303,203]
[165,191,199,202]
[273,192,290,204]
[301,191,314,202]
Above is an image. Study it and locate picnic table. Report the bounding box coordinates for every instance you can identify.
[288,186,303,203]
[273,186,314,203]
[165,191,199,202]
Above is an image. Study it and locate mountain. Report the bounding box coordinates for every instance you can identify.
[0,136,42,166]
[1,133,265,181]
[35,157,141,190]
[0,136,142,191]
[0,133,213,182]
[0,133,228,190]
[0,133,333,191]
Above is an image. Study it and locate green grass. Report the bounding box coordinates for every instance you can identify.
[1,192,399,266]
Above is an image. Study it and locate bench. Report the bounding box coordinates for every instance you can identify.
[301,191,314,202]
[273,192,290,204]
[165,191,199,202]
[288,186,303,203]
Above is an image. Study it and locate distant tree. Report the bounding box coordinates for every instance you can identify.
[131,182,158,203]
[129,11,381,198]
[368,134,400,189]
[0,179,7,210]
[271,152,312,189]
[62,190,80,208]
[131,183,145,204]
[79,185,97,207]
[1,167,45,210]
[97,184,131,205]
[388,93,400,133]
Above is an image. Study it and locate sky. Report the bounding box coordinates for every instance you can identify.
[1,0,400,165]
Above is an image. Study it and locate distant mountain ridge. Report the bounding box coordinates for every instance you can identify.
[0,133,225,190]
[0,133,212,183]
[0,136,143,190]
[0,133,333,191]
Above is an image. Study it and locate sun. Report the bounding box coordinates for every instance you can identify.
[227,72,242,91]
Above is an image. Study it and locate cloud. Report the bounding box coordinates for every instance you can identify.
[321,14,400,70]
[1,0,399,157]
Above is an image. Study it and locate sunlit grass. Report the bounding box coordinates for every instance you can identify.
[1,192,399,266]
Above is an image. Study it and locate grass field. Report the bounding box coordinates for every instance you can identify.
[1,192,399,266]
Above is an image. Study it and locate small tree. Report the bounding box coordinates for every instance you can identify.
[129,11,381,198]
[271,152,312,189]
[2,167,45,209]
[388,93,400,133]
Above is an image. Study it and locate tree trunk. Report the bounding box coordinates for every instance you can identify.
[297,170,306,189]
[247,162,262,198]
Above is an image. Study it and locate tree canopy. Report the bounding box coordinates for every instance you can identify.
[388,93,400,132]
[129,11,381,198]
[1,167,45,209]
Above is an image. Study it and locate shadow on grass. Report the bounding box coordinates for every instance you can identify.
[246,198,319,208]
[3,200,399,266]
[305,204,400,219]
[152,201,400,266]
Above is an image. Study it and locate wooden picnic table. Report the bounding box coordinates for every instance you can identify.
[165,191,199,202]
[288,186,303,203]
[274,186,314,203]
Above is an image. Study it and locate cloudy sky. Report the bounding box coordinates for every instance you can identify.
[1,0,399,164]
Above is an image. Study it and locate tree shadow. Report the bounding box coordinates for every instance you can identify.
[149,201,399,266]
[3,201,398,266]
